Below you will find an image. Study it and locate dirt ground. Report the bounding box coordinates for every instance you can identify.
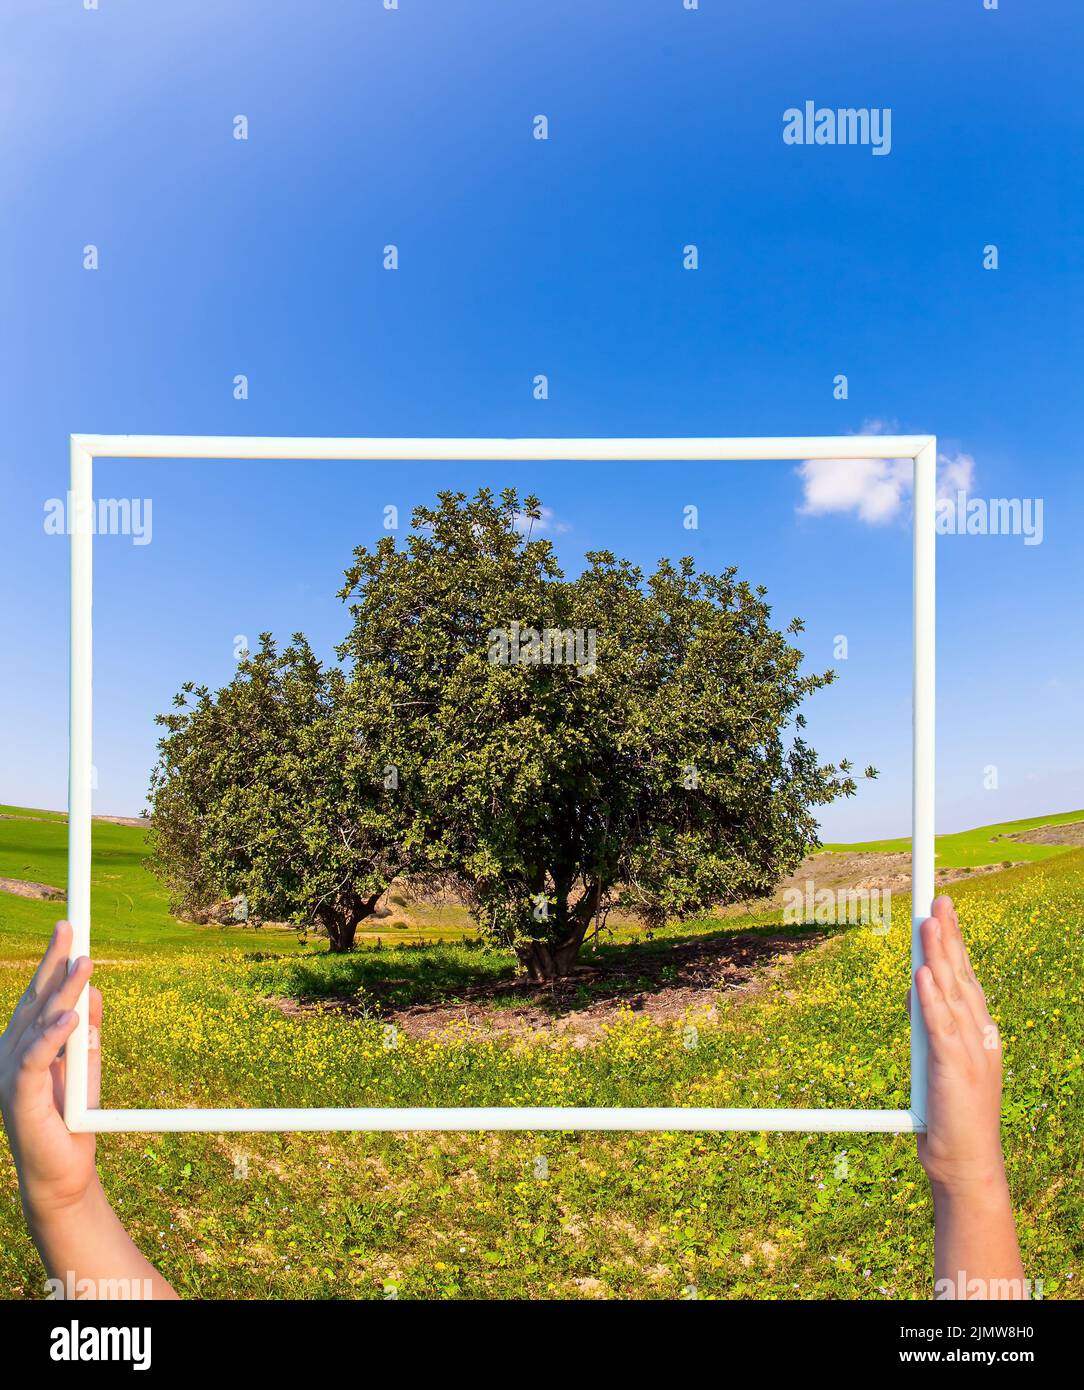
[1006,821,1084,847]
[275,928,829,1044]
[0,876,65,901]
[0,811,148,828]
[686,850,1020,922]
[374,849,1024,935]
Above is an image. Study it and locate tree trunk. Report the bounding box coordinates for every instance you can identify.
[315,887,384,953]
[517,929,588,983]
[516,881,602,981]
[325,914,358,954]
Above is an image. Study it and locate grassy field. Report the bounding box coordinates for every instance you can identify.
[0,806,472,954]
[0,806,1081,1299]
[821,807,1084,869]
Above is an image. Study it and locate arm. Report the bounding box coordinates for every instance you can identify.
[913,895,1025,1300]
[0,920,177,1299]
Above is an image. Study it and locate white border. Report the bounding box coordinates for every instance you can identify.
[65,434,935,1134]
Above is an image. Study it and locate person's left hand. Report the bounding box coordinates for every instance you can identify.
[0,920,101,1215]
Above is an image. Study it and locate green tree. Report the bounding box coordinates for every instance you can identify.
[339,489,870,980]
[146,633,411,952]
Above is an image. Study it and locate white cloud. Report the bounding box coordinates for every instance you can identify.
[937,451,974,499]
[795,422,975,525]
[513,506,569,536]
[797,455,913,524]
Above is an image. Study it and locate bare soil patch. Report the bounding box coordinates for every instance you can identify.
[1004,821,1084,848]
[713,851,1023,917]
[0,876,65,901]
[0,811,149,827]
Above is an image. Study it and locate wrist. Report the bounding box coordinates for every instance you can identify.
[927,1163,1011,1208]
[21,1174,106,1235]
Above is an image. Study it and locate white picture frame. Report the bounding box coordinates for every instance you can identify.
[64,433,935,1134]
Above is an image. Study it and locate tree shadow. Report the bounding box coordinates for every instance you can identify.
[251,921,832,1019]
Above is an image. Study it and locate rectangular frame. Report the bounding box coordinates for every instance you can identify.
[65,433,935,1133]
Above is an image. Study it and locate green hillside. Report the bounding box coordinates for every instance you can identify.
[821,808,1084,869]
[0,807,294,956]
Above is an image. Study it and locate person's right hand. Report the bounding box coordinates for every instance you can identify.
[0,920,101,1215]
[912,895,1005,1193]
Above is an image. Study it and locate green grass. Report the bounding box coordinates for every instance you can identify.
[821,807,1084,869]
[244,938,515,1009]
[0,810,305,957]
[0,850,1078,1299]
[0,804,68,822]
[1,805,1081,1299]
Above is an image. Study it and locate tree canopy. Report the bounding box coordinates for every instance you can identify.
[148,488,871,973]
[147,634,416,951]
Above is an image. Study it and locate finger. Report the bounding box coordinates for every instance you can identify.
[29,920,74,1002]
[38,957,94,1030]
[920,916,964,1012]
[920,915,985,1045]
[87,986,102,1109]
[6,921,73,1045]
[914,963,964,1047]
[932,895,992,1026]
[919,923,988,1067]
[932,895,972,983]
[18,1008,79,1078]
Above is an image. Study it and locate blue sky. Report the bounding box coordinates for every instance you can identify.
[1,0,1081,839]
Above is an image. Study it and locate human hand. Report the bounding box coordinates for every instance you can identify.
[0,920,100,1216]
[912,895,1005,1194]
[909,896,1025,1296]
